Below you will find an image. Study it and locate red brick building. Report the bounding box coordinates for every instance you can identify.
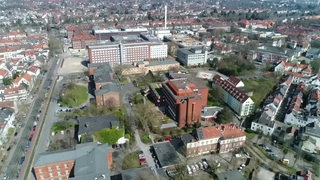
[72,32,97,49]
[183,124,246,157]
[33,143,112,180]
[162,75,208,128]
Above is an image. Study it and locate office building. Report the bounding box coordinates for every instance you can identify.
[162,74,208,128]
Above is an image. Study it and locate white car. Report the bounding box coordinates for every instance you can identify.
[198,162,204,170]
[202,161,208,169]
[190,165,196,173]
[194,163,199,171]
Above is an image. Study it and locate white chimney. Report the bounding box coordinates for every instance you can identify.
[164,5,167,29]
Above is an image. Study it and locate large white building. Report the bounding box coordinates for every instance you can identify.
[88,34,168,67]
[212,75,254,117]
[177,47,207,66]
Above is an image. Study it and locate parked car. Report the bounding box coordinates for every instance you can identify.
[194,163,199,171]
[198,162,204,170]
[186,165,192,175]
[202,160,208,169]
[190,164,196,173]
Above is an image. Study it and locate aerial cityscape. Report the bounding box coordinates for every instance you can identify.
[0,0,319,179]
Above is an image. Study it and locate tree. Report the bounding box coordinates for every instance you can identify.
[2,77,12,86]
[134,104,155,133]
[310,58,320,73]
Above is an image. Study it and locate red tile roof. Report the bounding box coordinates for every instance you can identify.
[213,75,249,103]
[0,69,9,77]
[228,76,242,86]
[201,126,221,139]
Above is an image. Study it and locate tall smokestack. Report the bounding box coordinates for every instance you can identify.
[164,5,167,29]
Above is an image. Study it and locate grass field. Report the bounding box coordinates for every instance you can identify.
[122,152,141,170]
[243,77,279,107]
[51,121,75,133]
[60,84,88,107]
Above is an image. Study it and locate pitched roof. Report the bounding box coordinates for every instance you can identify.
[34,142,112,180]
[198,126,221,140]
[213,75,249,103]
[228,76,242,86]
[77,115,119,135]
[0,69,9,77]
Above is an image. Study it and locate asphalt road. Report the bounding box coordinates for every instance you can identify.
[0,53,60,180]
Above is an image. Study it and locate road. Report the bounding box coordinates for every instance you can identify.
[0,52,60,180]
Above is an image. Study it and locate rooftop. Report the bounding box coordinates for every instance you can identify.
[77,115,119,135]
[34,142,112,180]
[152,141,181,168]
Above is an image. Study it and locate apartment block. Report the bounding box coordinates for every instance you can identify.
[212,75,254,117]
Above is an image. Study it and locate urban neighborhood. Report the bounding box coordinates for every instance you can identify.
[0,0,319,179]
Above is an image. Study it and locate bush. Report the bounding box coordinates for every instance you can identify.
[93,127,124,145]
[122,152,140,170]
[51,121,75,133]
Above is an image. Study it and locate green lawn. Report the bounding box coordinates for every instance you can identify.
[60,84,88,107]
[93,127,124,144]
[243,77,279,107]
[51,121,75,133]
[122,152,141,170]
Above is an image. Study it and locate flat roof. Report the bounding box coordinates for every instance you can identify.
[152,141,181,167]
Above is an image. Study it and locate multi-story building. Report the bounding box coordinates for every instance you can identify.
[162,74,208,128]
[184,124,246,157]
[33,142,112,180]
[88,34,167,67]
[177,47,207,66]
[89,63,121,107]
[72,33,97,49]
[121,60,179,75]
[212,75,254,117]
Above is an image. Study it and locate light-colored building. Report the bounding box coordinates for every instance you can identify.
[212,75,254,117]
[88,34,168,67]
[177,47,207,66]
[121,60,179,75]
[251,108,276,135]
[184,124,246,157]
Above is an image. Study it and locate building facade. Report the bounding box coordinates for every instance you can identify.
[162,76,208,128]
[212,75,254,117]
[88,42,167,67]
[177,47,207,66]
[185,124,246,157]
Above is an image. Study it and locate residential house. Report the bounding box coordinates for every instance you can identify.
[0,107,15,145]
[12,73,34,89]
[306,48,320,60]
[274,61,313,84]
[251,76,293,135]
[0,69,10,82]
[212,75,254,117]
[1,85,28,101]
[301,122,320,154]
[33,142,113,180]
[75,115,120,143]
[27,65,41,77]
[251,108,277,135]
